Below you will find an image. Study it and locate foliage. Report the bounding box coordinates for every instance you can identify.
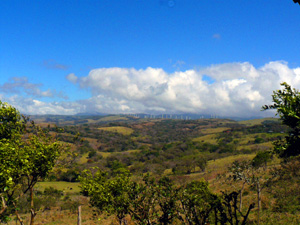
[252,151,272,169]
[227,160,252,211]
[157,177,179,224]
[80,169,255,225]
[268,157,300,214]
[178,180,222,225]
[262,82,300,157]
[80,168,132,225]
[0,101,63,224]
[128,174,158,224]
[228,158,272,225]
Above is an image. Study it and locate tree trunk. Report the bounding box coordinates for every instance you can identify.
[239,182,245,211]
[257,182,261,225]
[30,186,37,225]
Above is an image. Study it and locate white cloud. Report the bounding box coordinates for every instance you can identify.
[0,77,68,99]
[1,61,299,117]
[73,61,300,117]
[66,73,78,84]
[1,95,81,115]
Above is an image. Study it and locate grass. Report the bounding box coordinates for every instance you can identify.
[123,149,141,154]
[207,154,256,172]
[78,152,89,164]
[7,204,106,225]
[236,132,284,150]
[98,151,113,158]
[36,181,80,194]
[192,134,218,144]
[238,117,279,126]
[200,127,230,134]
[241,142,273,150]
[74,116,129,124]
[96,150,141,159]
[98,126,134,135]
[236,134,257,145]
[98,115,129,122]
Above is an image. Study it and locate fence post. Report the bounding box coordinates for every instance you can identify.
[77,205,81,225]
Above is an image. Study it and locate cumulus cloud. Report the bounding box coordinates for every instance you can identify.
[1,95,80,115]
[72,61,300,117]
[66,73,78,84]
[2,61,300,117]
[0,77,68,99]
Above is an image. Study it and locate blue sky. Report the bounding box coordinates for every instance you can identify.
[1,0,300,117]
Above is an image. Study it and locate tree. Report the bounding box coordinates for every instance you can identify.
[195,155,207,172]
[228,159,271,225]
[252,151,272,170]
[80,168,132,225]
[178,180,221,225]
[262,82,300,157]
[128,174,158,225]
[0,101,62,224]
[293,0,300,5]
[227,160,252,211]
[221,191,254,225]
[157,177,179,225]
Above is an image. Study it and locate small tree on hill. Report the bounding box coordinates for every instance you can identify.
[80,168,132,225]
[228,160,252,211]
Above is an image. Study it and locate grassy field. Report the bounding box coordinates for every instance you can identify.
[200,127,230,134]
[98,126,134,135]
[98,115,129,122]
[207,154,256,172]
[192,134,218,144]
[36,181,80,193]
[78,152,89,163]
[238,117,279,126]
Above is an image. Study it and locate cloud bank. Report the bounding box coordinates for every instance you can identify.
[2,61,300,117]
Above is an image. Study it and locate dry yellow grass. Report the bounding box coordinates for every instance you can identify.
[238,117,279,126]
[192,134,218,144]
[98,151,112,158]
[200,127,230,134]
[98,150,141,159]
[242,142,273,150]
[78,152,89,164]
[124,149,141,154]
[207,154,256,173]
[237,134,257,145]
[7,205,119,225]
[98,126,134,135]
[99,115,129,121]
